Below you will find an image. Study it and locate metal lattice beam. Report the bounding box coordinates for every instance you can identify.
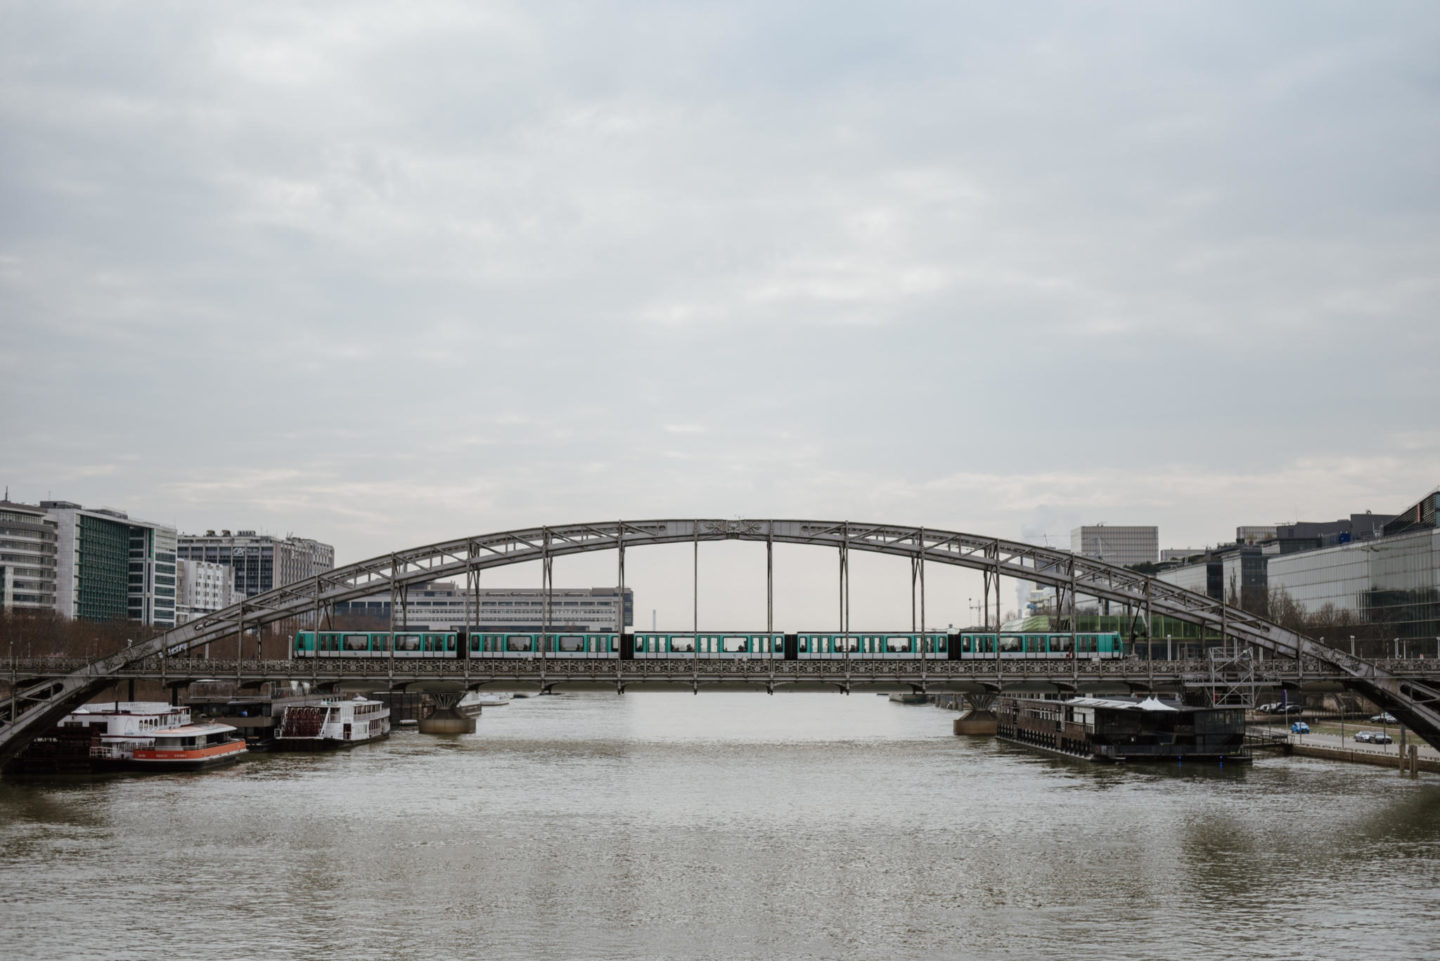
[5,518,1440,762]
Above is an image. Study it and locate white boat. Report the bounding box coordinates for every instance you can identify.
[129,722,248,770]
[57,702,246,771]
[457,691,513,716]
[272,695,391,751]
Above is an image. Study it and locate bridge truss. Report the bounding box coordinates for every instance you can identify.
[5,519,1439,763]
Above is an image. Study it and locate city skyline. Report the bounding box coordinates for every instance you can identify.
[4,3,1438,626]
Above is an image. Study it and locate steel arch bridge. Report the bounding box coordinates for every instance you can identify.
[5,518,1440,763]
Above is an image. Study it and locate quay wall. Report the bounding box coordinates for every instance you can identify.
[1290,743,1440,774]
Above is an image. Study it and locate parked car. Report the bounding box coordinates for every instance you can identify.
[1370,712,1397,724]
[1291,721,1311,735]
[1256,702,1279,714]
[1279,704,1304,715]
[1354,731,1374,743]
[1371,732,1394,745]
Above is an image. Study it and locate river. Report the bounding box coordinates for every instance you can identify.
[2,692,1438,960]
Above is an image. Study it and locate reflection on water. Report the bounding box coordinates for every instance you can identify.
[3,692,1439,961]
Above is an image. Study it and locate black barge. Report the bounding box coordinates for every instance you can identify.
[997,695,1250,764]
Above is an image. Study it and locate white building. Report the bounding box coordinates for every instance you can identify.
[177,530,335,599]
[42,501,178,628]
[1071,525,1158,567]
[0,499,58,611]
[333,582,634,632]
[1158,561,1214,597]
[176,558,238,624]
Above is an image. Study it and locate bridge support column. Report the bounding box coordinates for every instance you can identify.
[417,692,475,735]
[953,692,998,736]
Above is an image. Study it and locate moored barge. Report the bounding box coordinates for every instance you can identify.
[5,701,246,773]
[128,722,248,770]
[271,695,391,751]
[997,695,1250,764]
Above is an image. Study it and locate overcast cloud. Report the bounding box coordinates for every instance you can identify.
[3,2,1438,626]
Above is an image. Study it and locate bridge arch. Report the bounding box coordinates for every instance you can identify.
[4,518,1439,759]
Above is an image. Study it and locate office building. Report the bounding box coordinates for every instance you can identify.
[176,558,238,624]
[0,499,58,611]
[42,501,178,628]
[1267,490,1439,643]
[177,530,335,599]
[333,583,634,632]
[1071,525,1158,567]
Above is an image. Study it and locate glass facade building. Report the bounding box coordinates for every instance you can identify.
[1267,527,1440,647]
[76,514,130,622]
[45,502,178,626]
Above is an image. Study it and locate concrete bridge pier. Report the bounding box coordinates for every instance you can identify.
[953,692,998,736]
[418,692,475,735]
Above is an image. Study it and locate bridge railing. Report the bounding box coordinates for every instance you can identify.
[8,655,1405,680]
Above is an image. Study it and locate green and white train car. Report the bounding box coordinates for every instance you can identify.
[795,633,950,659]
[468,632,620,658]
[630,633,785,659]
[292,631,458,659]
[955,631,1123,659]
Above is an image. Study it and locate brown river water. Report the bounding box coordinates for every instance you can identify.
[3,692,1438,960]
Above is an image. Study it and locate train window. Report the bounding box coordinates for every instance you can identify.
[999,636,1021,653]
[506,636,530,652]
[558,636,584,652]
[885,636,912,653]
[723,637,747,653]
[671,637,695,653]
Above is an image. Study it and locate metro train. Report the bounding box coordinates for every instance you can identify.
[291,630,1125,661]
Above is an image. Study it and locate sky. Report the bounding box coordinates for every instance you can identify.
[3,2,1438,628]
